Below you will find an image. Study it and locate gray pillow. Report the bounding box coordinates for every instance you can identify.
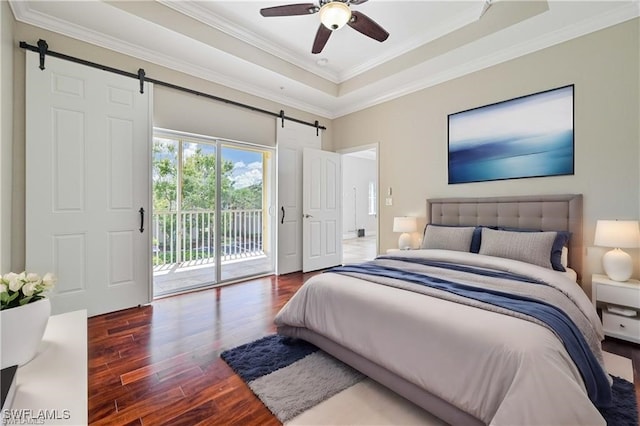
[479,228,556,269]
[421,225,475,252]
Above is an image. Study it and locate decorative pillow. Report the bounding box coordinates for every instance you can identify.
[497,227,570,272]
[421,225,475,252]
[551,231,570,272]
[479,228,557,269]
[469,226,500,253]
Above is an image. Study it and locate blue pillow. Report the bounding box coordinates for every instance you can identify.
[470,227,482,253]
[497,227,570,272]
[551,231,570,272]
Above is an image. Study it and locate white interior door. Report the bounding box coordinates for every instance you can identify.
[303,148,342,272]
[276,121,321,274]
[26,51,152,316]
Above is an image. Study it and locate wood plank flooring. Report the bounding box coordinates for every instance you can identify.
[88,272,640,425]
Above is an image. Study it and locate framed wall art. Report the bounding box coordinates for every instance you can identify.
[448,85,574,184]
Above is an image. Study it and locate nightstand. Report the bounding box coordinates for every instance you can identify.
[591,274,640,344]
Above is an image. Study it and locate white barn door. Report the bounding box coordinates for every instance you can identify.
[276,121,320,274]
[25,51,152,316]
[302,148,342,272]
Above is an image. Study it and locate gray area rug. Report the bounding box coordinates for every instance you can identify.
[251,351,364,422]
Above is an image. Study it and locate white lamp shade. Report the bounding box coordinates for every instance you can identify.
[594,220,640,248]
[393,217,417,233]
[319,2,352,30]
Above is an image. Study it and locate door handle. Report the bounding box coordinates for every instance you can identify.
[281,206,285,224]
[303,214,313,219]
[139,207,145,233]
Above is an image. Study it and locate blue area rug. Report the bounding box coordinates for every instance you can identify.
[221,334,638,425]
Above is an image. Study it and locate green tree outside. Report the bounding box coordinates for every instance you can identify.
[152,138,264,265]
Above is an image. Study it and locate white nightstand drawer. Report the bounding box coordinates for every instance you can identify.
[596,283,640,309]
[602,312,640,343]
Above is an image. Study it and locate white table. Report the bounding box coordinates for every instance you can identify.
[9,310,87,425]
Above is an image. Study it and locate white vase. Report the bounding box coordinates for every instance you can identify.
[1,298,51,369]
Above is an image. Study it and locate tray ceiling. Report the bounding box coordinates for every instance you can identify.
[9,1,639,118]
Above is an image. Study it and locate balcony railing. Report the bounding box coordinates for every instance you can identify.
[152,209,264,267]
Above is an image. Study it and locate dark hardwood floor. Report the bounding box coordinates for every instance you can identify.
[88,272,640,425]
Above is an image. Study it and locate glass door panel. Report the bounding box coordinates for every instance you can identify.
[178,140,218,287]
[152,137,180,296]
[152,137,218,296]
[220,144,274,281]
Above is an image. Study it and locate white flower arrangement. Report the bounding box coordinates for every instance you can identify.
[0,272,56,310]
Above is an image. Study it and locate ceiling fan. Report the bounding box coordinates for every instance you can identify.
[260,0,389,54]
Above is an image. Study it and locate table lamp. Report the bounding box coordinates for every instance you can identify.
[393,217,417,250]
[594,219,640,281]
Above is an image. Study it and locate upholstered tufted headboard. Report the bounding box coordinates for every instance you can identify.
[427,194,583,282]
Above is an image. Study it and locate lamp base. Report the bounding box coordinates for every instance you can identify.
[602,248,633,282]
[398,233,412,250]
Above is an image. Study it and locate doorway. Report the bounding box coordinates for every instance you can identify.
[152,130,275,296]
[341,146,378,264]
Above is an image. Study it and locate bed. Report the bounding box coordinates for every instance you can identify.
[275,194,612,425]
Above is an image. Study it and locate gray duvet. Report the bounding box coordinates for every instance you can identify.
[274,250,609,425]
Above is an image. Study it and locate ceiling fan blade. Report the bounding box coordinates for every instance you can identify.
[312,24,332,54]
[348,11,389,42]
[260,3,317,17]
[349,0,369,4]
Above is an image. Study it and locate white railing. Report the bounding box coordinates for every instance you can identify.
[152,209,264,267]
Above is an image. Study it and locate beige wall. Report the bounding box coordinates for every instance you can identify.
[10,21,333,271]
[1,1,14,272]
[333,19,640,293]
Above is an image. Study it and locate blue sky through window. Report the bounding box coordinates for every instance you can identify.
[223,146,263,189]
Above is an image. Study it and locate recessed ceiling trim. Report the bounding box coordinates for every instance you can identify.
[332,1,640,118]
[159,0,487,84]
[337,2,485,82]
[158,0,340,83]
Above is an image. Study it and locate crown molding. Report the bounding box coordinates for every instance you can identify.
[331,1,640,118]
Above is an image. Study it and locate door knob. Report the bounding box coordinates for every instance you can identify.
[303,214,313,219]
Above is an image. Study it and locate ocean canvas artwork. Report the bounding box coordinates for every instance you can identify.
[448,85,574,184]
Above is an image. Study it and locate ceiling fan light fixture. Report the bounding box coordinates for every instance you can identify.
[319,2,351,31]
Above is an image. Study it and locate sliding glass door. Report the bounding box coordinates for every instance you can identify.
[152,131,275,297]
